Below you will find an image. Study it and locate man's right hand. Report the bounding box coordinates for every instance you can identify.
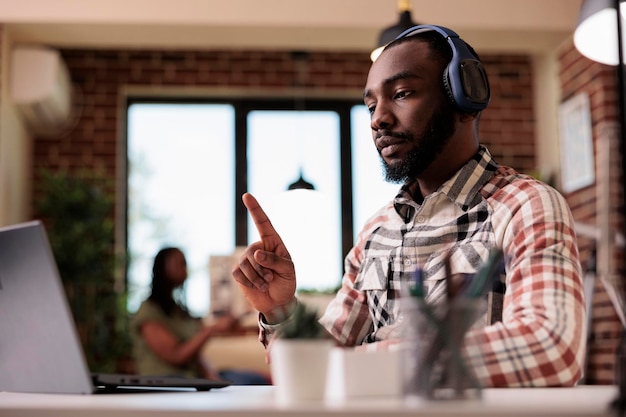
[231,193,297,322]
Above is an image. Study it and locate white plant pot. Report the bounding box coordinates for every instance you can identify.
[270,338,333,404]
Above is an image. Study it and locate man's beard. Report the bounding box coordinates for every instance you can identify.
[380,105,456,184]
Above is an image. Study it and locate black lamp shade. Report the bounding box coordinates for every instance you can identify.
[288,173,315,190]
[377,10,416,47]
[371,10,417,61]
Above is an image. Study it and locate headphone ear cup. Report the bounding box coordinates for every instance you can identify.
[394,24,490,112]
[442,66,457,107]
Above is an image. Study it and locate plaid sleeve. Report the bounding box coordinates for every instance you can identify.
[465,179,586,387]
[318,214,384,347]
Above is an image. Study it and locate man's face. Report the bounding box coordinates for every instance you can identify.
[363,40,457,184]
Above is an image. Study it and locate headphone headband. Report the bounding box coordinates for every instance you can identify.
[397,24,460,40]
[393,24,491,113]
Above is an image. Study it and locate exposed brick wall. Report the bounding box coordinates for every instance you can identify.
[480,55,535,172]
[558,40,624,384]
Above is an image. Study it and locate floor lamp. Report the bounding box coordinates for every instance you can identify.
[574,0,626,411]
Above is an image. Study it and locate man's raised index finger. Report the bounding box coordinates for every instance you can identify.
[242,193,279,240]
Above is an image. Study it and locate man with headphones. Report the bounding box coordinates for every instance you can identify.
[233,25,585,388]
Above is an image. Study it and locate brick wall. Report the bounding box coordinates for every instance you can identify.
[480,55,536,171]
[558,40,624,384]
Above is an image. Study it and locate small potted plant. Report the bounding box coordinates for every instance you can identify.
[270,302,334,404]
[276,302,328,340]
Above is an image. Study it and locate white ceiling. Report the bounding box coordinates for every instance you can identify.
[0,0,583,53]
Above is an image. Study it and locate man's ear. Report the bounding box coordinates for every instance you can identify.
[459,112,478,122]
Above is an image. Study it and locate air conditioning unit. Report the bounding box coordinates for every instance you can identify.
[10,46,74,135]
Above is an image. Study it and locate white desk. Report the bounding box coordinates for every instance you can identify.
[0,385,619,417]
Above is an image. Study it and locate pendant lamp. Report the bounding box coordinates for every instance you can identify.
[371,0,417,61]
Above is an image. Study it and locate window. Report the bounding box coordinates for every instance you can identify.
[247,110,342,291]
[126,103,235,315]
[350,105,399,239]
[126,99,400,317]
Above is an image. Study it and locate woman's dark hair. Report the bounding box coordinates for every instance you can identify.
[149,247,188,316]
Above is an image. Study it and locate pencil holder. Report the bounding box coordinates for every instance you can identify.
[401,297,486,401]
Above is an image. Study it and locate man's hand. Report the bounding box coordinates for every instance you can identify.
[231,193,297,321]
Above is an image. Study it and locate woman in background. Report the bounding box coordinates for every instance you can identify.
[131,247,269,385]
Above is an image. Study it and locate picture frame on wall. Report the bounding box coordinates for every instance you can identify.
[558,92,595,193]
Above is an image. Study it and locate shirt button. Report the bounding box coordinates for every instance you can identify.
[416,215,426,223]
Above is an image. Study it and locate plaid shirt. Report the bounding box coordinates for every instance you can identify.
[317,146,585,387]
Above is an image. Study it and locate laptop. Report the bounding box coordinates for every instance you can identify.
[0,220,230,394]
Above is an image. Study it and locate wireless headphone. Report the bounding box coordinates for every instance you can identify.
[394,24,491,113]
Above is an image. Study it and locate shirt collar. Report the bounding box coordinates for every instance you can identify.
[393,146,499,219]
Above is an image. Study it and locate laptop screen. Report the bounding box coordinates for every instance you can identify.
[0,221,229,394]
[0,221,94,394]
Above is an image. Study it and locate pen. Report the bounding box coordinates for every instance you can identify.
[411,267,424,298]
